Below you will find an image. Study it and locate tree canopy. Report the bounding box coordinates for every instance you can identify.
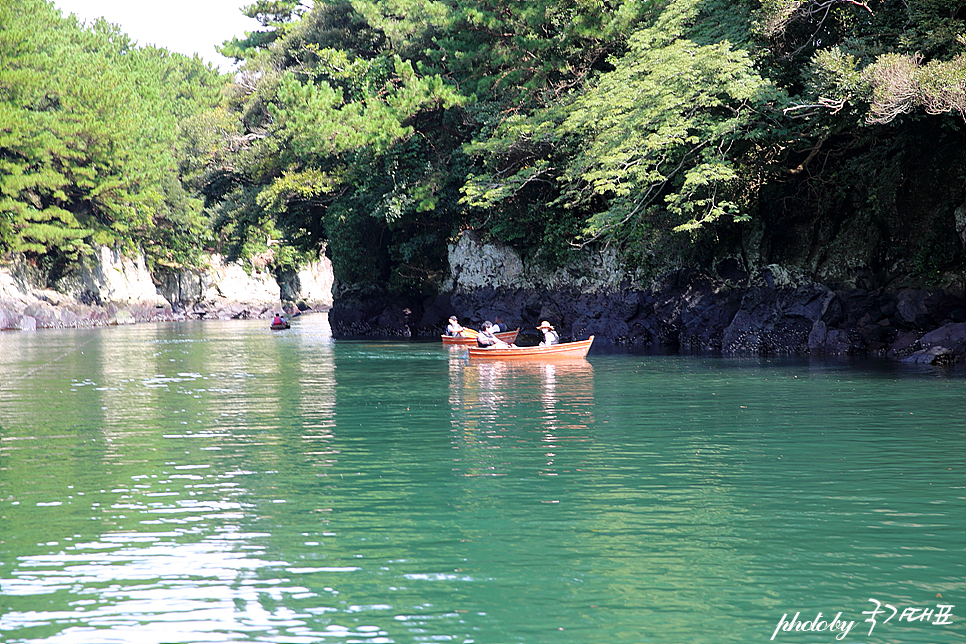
[0,0,224,272]
[195,0,963,293]
[3,0,963,290]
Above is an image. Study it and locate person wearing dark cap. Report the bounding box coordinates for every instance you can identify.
[446,315,466,337]
[477,321,510,348]
[537,320,559,346]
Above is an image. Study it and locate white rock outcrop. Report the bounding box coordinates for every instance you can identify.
[0,247,334,330]
[202,254,281,305]
[292,259,335,308]
[80,246,169,307]
[447,230,630,293]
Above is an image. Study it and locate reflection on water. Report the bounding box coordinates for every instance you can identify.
[0,324,963,644]
[0,318,349,644]
[448,357,596,480]
[450,356,594,415]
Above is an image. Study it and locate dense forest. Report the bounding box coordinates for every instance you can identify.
[3,0,965,296]
[0,0,227,277]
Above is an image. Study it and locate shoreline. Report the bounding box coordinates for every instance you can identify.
[330,268,966,366]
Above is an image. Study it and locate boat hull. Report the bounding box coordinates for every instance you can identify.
[467,336,594,359]
[270,322,290,330]
[442,329,519,345]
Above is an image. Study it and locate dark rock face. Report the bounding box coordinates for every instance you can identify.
[329,290,419,337]
[903,322,966,364]
[632,270,743,350]
[330,270,966,364]
[720,283,822,353]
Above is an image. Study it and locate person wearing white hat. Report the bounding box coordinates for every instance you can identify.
[537,321,559,346]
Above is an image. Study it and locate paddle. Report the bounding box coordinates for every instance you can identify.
[460,328,479,338]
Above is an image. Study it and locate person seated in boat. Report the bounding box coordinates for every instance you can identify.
[537,320,560,346]
[446,316,466,337]
[494,316,508,333]
[272,313,286,326]
[477,321,511,348]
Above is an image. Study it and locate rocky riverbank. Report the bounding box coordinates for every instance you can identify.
[5,237,964,366]
[330,232,966,365]
[0,248,333,331]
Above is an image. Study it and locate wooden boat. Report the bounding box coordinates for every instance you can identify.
[270,321,290,330]
[467,336,594,359]
[441,328,519,345]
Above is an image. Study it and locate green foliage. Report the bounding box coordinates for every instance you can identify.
[861,49,966,123]
[218,0,309,61]
[462,0,780,255]
[0,0,225,268]
[195,0,964,295]
[196,0,479,291]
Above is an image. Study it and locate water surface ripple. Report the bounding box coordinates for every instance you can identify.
[0,320,962,643]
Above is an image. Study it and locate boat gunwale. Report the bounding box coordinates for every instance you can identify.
[466,336,594,359]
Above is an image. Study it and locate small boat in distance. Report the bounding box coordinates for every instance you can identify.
[441,328,519,345]
[270,320,290,330]
[467,336,594,359]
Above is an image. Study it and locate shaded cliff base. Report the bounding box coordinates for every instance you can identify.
[331,266,966,366]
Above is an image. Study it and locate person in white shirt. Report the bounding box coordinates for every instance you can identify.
[537,320,559,346]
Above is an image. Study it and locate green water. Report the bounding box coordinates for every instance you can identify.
[0,317,963,644]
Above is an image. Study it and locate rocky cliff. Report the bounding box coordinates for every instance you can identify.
[330,230,966,365]
[0,249,333,332]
